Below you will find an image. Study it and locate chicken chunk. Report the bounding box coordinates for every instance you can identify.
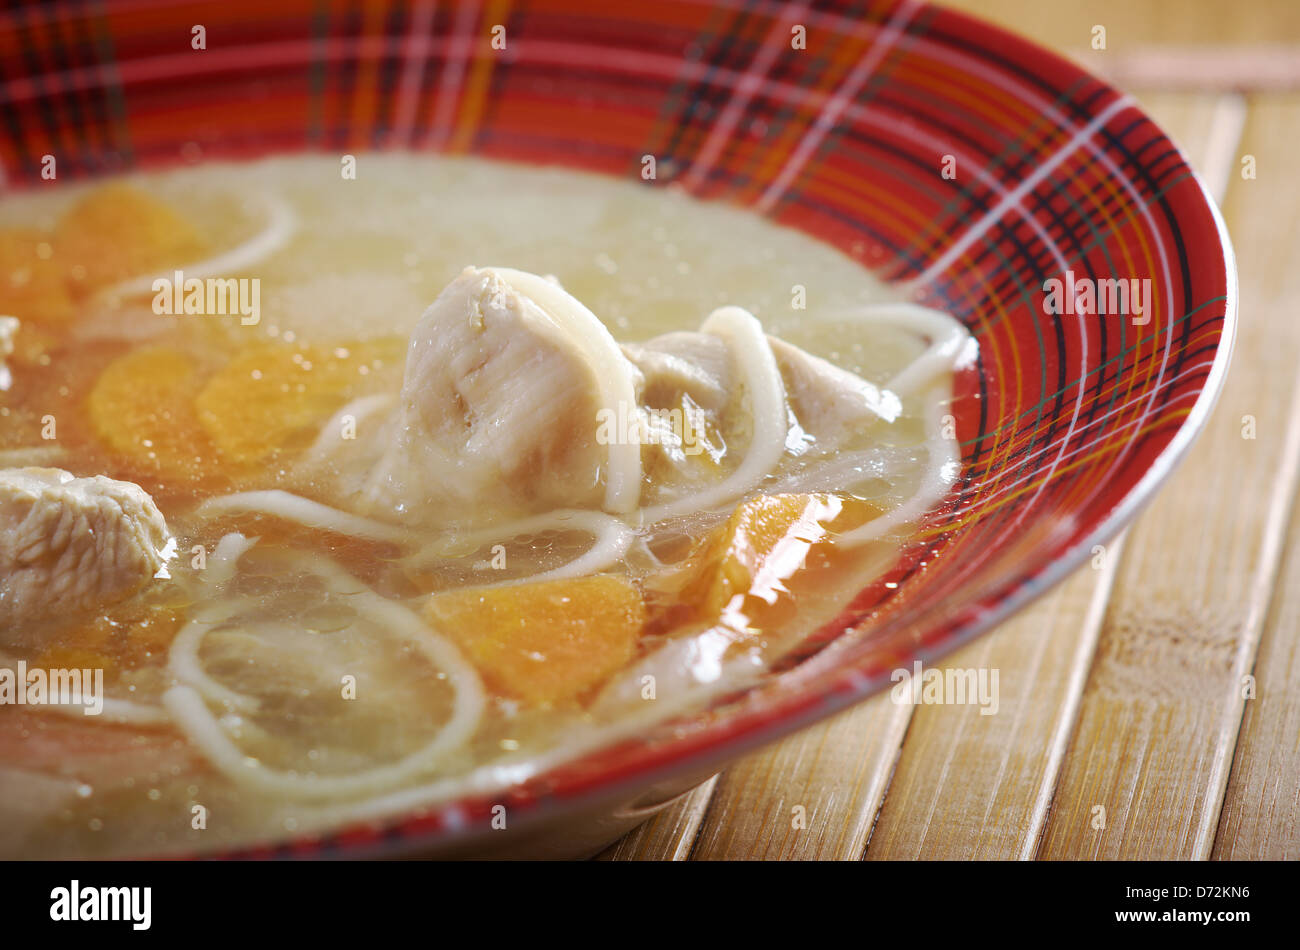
[308,267,903,526]
[0,468,170,638]
[622,331,732,413]
[354,266,643,524]
[624,328,900,460]
[767,337,901,436]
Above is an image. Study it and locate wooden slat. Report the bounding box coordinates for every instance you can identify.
[939,0,1300,52]
[865,556,1119,859]
[595,776,718,861]
[1209,95,1300,861]
[1036,93,1300,860]
[688,694,912,860]
[863,93,1240,860]
[1213,458,1300,859]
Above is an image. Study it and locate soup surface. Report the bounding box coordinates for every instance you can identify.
[0,154,972,857]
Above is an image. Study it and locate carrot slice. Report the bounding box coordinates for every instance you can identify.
[54,183,208,295]
[86,345,223,486]
[193,338,402,464]
[672,492,882,635]
[426,574,645,707]
[36,601,183,682]
[0,229,77,327]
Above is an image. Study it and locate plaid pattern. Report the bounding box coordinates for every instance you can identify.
[0,0,1232,857]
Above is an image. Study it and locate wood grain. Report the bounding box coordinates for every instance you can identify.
[1036,94,1300,860]
[688,694,912,860]
[1213,462,1300,859]
[1209,95,1300,861]
[864,553,1120,860]
[595,776,719,861]
[939,0,1300,54]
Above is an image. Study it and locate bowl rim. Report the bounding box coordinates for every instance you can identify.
[5,0,1234,859]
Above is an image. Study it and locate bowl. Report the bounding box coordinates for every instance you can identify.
[0,0,1234,858]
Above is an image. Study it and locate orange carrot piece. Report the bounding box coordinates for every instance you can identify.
[426,574,646,706]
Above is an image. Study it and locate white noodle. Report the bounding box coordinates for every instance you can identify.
[301,393,395,467]
[207,532,261,588]
[638,306,788,525]
[167,605,264,714]
[521,517,635,584]
[847,302,973,397]
[834,382,961,547]
[196,491,412,545]
[405,509,635,585]
[750,302,968,546]
[768,448,891,496]
[0,315,16,393]
[285,644,769,831]
[196,491,633,585]
[491,268,643,514]
[0,649,172,726]
[102,193,296,299]
[38,696,172,726]
[167,540,264,711]
[163,552,486,800]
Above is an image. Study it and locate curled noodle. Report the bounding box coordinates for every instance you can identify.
[163,550,487,800]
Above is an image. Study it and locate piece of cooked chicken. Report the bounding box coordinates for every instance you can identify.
[306,267,917,522]
[305,267,909,525]
[353,266,644,524]
[0,468,170,639]
[624,328,901,459]
[622,331,733,415]
[767,336,901,435]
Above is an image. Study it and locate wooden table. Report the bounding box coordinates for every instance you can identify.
[603,0,1300,861]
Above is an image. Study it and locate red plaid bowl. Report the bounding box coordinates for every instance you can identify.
[0,0,1234,858]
